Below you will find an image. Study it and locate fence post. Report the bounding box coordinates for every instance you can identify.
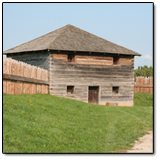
[134,76,153,94]
[3,58,49,95]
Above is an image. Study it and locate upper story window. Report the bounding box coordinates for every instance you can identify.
[113,56,119,65]
[68,54,75,63]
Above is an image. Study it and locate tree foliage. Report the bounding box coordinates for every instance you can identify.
[134,65,153,78]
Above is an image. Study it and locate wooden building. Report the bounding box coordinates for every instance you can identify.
[3,24,141,106]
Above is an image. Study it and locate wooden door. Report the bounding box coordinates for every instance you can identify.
[88,86,99,104]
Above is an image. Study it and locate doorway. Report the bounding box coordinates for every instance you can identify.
[88,86,99,104]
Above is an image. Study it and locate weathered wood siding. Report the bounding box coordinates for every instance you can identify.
[75,55,113,65]
[7,51,50,71]
[134,76,153,94]
[49,52,134,105]
[3,57,49,95]
[6,51,134,105]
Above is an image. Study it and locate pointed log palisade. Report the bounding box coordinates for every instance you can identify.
[3,24,141,106]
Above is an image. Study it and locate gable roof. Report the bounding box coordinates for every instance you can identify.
[3,24,141,56]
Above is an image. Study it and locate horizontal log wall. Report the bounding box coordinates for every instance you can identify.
[134,77,153,94]
[3,58,49,95]
[4,51,137,105]
[75,55,113,65]
[49,52,134,105]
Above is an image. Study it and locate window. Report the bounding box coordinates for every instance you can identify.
[67,86,74,94]
[112,86,119,94]
[113,57,119,65]
[68,54,75,62]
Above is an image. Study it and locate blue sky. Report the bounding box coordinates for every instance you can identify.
[3,3,153,69]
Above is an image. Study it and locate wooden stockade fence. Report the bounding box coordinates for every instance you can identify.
[3,58,153,96]
[134,76,153,94]
[3,58,49,95]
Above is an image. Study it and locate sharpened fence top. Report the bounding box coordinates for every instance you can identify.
[3,58,49,95]
[3,57,48,81]
[134,76,153,94]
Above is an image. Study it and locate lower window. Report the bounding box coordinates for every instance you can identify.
[67,86,74,94]
[112,86,119,94]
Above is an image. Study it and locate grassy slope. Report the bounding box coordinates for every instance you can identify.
[3,92,153,153]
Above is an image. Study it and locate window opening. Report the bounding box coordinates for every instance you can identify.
[112,86,119,94]
[67,86,74,94]
[68,54,75,62]
[113,57,119,65]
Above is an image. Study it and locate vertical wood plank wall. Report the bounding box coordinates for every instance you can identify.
[134,77,153,94]
[3,58,49,95]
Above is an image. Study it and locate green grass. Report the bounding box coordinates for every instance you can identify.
[3,92,153,153]
[134,92,153,107]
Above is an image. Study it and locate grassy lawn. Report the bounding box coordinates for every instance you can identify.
[3,92,153,153]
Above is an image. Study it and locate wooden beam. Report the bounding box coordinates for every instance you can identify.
[134,85,152,88]
[3,74,49,85]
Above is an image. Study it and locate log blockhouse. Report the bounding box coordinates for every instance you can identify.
[3,24,141,106]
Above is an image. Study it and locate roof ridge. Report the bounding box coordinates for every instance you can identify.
[47,24,70,49]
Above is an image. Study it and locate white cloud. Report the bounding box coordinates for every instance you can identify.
[142,54,152,61]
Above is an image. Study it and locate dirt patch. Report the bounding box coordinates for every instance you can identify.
[126,130,153,153]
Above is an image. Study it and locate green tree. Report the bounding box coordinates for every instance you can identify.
[134,65,153,79]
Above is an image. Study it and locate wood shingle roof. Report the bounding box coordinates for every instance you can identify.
[3,24,141,56]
